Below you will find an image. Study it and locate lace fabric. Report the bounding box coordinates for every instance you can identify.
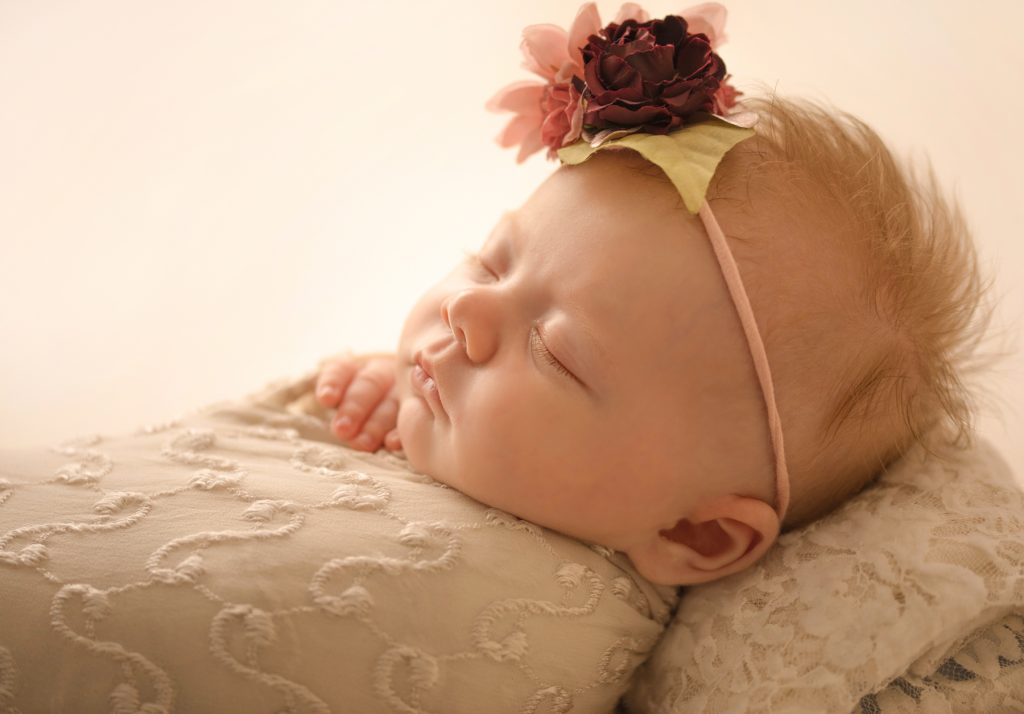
[859,611,1024,713]
[623,437,1024,713]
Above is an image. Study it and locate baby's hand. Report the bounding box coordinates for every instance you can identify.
[315,352,402,453]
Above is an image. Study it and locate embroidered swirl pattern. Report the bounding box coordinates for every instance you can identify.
[0,369,676,713]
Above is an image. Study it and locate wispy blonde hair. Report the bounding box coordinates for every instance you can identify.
[707,94,1009,532]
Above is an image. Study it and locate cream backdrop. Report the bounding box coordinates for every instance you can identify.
[1,1,1022,482]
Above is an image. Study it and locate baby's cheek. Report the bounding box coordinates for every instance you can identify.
[456,389,532,474]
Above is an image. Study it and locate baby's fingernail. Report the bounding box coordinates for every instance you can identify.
[334,415,353,432]
[318,385,339,400]
[353,434,373,450]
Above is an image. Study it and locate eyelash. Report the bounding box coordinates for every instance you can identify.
[461,250,578,383]
[531,327,576,381]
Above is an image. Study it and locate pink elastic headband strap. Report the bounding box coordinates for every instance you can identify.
[698,201,791,524]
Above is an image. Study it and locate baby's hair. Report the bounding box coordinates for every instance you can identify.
[707,93,1011,532]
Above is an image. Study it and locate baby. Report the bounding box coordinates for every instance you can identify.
[311,92,991,587]
[311,90,990,587]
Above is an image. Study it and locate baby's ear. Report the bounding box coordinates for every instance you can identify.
[625,494,780,586]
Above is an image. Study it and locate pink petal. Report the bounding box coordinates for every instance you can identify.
[520,23,571,82]
[515,130,547,164]
[485,81,546,115]
[553,59,581,84]
[496,113,542,149]
[680,2,728,48]
[540,108,566,147]
[613,3,650,24]
[564,89,585,145]
[567,2,602,70]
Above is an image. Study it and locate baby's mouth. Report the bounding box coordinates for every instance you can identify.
[410,355,448,418]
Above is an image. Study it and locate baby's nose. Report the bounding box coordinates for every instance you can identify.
[441,289,498,363]
[440,299,467,353]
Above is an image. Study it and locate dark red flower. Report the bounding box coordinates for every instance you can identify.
[580,14,737,136]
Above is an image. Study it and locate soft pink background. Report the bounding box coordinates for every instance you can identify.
[1,1,1021,480]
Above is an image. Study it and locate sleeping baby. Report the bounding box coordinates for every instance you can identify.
[311,6,991,587]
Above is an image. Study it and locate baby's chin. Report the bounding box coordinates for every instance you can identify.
[395,395,439,479]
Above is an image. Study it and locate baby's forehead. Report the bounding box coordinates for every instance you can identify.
[498,202,697,298]
[510,215,736,372]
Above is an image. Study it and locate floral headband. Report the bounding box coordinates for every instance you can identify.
[486,2,791,525]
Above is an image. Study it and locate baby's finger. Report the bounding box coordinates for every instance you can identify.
[349,397,399,452]
[331,366,395,438]
[384,429,402,452]
[316,359,359,408]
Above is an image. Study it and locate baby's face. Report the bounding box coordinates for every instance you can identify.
[395,151,774,573]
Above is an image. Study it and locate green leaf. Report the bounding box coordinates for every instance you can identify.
[556,118,755,214]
